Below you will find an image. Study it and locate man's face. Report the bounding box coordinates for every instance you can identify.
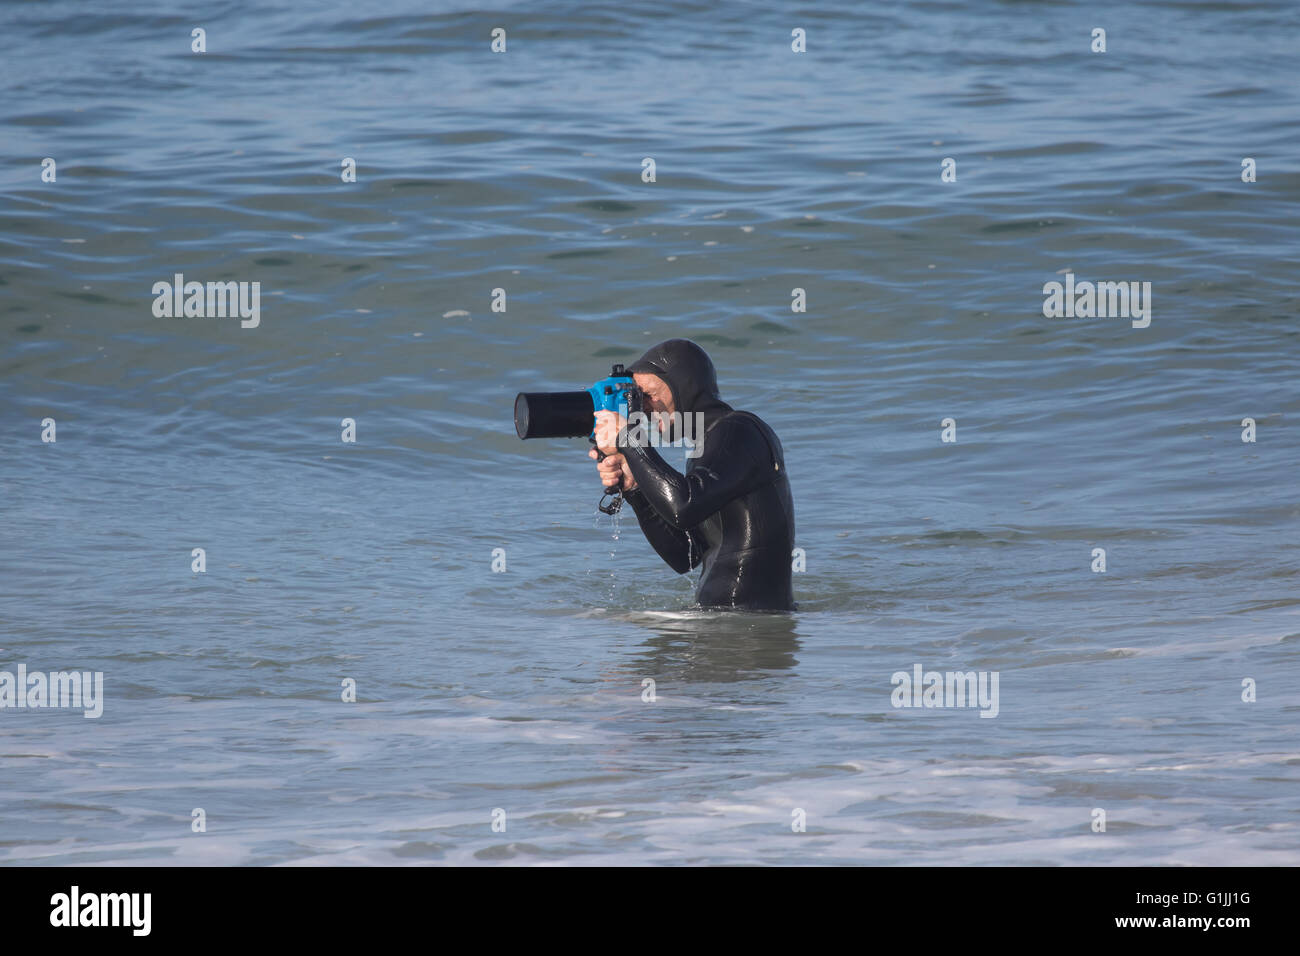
[633,372,675,431]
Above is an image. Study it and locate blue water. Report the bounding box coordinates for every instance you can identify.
[1,0,1298,864]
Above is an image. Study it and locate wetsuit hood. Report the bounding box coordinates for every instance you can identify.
[627,338,732,432]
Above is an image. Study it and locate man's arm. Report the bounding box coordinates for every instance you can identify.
[619,416,767,530]
[589,440,702,574]
[622,487,704,573]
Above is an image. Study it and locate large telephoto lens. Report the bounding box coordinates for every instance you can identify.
[514,391,594,439]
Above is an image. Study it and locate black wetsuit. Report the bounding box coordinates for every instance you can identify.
[616,339,796,611]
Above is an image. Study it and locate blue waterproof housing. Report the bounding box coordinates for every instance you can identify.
[514,364,642,440]
[514,363,644,513]
[586,364,639,435]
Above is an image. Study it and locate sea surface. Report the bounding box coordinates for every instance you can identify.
[2,0,1298,865]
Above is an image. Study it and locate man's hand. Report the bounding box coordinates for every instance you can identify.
[590,411,636,491]
[592,410,624,456]
[589,448,636,491]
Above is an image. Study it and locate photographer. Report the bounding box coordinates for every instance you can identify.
[590,339,796,612]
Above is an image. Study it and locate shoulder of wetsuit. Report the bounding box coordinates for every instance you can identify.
[707,410,782,471]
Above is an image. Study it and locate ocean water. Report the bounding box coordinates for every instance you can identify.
[1,0,1298,865]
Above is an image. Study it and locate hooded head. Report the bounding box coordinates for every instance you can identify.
[627,338,732,436]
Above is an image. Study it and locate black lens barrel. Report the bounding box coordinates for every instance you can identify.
[514,391,594,439]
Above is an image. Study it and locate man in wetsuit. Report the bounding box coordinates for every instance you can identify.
[589,339,796,611]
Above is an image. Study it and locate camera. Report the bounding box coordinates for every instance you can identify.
[514,363,644,441]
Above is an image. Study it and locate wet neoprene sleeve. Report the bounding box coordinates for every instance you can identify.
[618,415,770,532]
[621,487,700,573]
